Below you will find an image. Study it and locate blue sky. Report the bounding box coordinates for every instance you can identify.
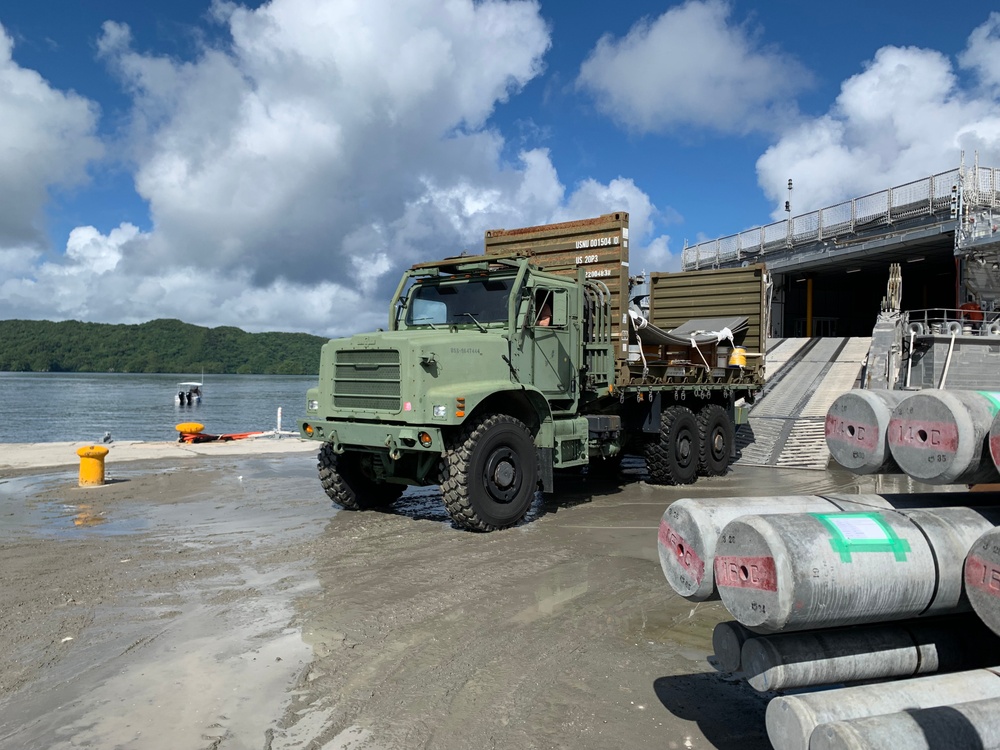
[1,0,998,336]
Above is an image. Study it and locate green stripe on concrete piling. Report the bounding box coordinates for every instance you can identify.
[811,512,911,563]
[978,391,1000,415]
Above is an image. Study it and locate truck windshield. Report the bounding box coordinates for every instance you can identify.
[406,276,515,327]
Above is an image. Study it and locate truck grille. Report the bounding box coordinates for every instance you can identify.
[333,349,401,411]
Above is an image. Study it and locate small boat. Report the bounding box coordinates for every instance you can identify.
[176,381,203,405]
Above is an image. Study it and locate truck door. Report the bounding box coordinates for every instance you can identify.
[520,288,576,410]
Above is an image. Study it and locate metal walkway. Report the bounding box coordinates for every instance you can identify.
[736,336,871,470]
[682,164,1000,273]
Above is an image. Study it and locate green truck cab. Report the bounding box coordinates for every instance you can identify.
[301,212,767,531]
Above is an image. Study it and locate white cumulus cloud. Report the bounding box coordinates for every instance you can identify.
[0,25,103,249]
[576,0,811,135]
[757,17,1000,218]
[0,0,664,335]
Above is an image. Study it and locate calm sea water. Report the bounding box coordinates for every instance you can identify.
[0,372,318,444]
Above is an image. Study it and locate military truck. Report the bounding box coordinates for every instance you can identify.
[300,212,767,531]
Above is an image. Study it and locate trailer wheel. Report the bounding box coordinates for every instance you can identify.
[697,404,733,476]
[318,443,404,510]
[644,405,698,485]
[440,413,538,532]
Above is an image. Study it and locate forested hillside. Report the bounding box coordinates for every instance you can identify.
[0,319,328,374]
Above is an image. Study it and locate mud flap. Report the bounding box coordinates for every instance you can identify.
[537,446,553,493]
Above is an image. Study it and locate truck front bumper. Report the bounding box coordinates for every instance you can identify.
[299,419,445,458]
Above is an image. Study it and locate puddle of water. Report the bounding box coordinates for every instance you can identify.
[0,458,334,542]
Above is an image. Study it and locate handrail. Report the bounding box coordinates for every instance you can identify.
[682,166,999,270]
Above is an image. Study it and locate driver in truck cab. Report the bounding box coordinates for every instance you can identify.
[535,291,553,326]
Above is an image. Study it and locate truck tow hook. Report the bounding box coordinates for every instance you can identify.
[384,435,402,461]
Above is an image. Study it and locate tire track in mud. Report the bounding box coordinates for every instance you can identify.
[276,501,754,750]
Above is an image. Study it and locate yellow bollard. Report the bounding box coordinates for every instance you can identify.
[76,445,109,487]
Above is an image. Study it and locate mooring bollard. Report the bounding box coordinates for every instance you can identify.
[76,445,109,487]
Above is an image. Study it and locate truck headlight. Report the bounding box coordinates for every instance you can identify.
[307,399,319,411]
[433,405,447,418]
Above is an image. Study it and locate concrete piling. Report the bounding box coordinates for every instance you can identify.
[809,696,1000,750]
[825,389,908,474]
[765,667,1000,750]
[715,506,1000,632]
[991,410,1000,472]
[887,390,1000,485]
[658,496,868,602]
[965,526,1000,638]
[740,615,1000,692]
[658,493,1000,602]
[712,621,753,673]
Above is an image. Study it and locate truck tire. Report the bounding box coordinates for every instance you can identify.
[697,404,733,476]
[644,405,698,485]
[440,413,539,532]
[317,443,404,510]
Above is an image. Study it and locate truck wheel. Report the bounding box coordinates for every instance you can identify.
[440,414,538,532]
[644,405,698,485]
[697,404,733,476]
[318,443,404,510]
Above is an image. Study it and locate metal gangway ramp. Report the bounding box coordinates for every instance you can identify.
[736,336,871,469]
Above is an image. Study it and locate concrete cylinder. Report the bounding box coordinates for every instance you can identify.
[765,668,1000,750]
[712,620,753,673]
[966,526,1000,638]
[810,696,1000,750]
[825,389,909,474]
[658,493,1000,602]
[741,615,1000,692]
[990,410,1000,473]
[715,506,1000,632]
[887,390,1000,485]
[659,496,851,602]
[76,445,109,487]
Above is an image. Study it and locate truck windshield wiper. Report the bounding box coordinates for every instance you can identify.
[411,317,439,329]
[461,312,487,333]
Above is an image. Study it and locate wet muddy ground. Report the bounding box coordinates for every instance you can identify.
[0,452,944,749]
